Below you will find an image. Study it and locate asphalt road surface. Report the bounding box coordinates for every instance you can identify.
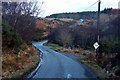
[31,40,98,79]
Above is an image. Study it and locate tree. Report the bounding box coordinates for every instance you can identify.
[48,25,97,49]
[57,27,73,46]
[111,15,120,40]
[2,0,43,41]
[73,26,97,49]
[49,26,73,46]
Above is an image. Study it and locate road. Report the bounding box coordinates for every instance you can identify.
[30,40,98,79]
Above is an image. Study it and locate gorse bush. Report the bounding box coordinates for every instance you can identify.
[2,22,23,53]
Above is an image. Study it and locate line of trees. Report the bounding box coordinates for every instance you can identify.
[46,11,97,19]
[46,8,116,20]
[48,26,97,49]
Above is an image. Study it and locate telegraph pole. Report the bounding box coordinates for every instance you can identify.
[97,0,101,43]
[96,0,101,55]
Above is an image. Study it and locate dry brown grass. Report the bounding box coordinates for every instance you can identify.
[2,46,39,78]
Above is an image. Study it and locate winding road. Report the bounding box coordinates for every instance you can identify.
[29,40,98,79]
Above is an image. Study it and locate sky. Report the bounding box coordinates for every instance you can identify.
[38,0,119,17]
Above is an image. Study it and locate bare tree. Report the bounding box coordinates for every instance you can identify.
[57,28,73,46]
[51,27,73,46]
[2,0,44,41]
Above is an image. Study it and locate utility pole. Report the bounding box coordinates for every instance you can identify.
[96,0,101,55]
[97,0,101,43]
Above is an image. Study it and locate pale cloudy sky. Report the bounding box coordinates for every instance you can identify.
[38,0,119,17]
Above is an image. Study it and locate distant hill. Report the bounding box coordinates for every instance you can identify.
[46,11,97,20]
[46,8,120,19]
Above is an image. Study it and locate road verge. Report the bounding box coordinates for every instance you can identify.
[2,46,40,79]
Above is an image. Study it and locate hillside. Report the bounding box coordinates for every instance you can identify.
[46,8,120,20]
[33,18,77,41]
[46,11,97,19]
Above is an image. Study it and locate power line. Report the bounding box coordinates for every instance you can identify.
[84,0,99,11]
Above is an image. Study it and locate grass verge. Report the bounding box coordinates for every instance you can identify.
[2,46,40,79]
[78,54,107,79]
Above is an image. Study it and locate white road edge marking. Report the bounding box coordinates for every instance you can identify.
[40,59,44,64]
[67,74,72,78]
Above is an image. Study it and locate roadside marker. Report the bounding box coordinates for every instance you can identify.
[93,42,99,55]
[93,42,99,49]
